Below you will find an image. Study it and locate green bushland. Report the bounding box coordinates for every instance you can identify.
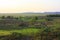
[0,14,60,40]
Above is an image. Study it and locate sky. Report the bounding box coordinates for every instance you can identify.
[0,0,60,13]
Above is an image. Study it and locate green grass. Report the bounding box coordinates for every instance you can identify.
[0,28,42,36]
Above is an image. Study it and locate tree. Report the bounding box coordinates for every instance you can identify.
[1,16,5,19]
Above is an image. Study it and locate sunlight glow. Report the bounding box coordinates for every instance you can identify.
[0,0,60,13]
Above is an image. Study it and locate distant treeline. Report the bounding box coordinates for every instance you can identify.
[0,14,60,19]
[47,14,60,17]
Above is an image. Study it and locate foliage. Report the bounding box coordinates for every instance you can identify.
[0,14,60,40]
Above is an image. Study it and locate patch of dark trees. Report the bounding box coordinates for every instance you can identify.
[47,14,60,17]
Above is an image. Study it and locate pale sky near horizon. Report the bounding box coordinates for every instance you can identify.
[0,0,60,13]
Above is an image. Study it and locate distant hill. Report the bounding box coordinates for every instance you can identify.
[44,12,60,14]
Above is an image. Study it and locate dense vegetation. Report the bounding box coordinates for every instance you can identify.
[0,14,60,40]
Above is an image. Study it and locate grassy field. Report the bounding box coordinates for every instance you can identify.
[0,28,41,36]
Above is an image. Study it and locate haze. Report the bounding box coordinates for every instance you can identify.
[0,0,60,13]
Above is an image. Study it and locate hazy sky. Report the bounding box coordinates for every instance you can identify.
[0,0,60,13]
